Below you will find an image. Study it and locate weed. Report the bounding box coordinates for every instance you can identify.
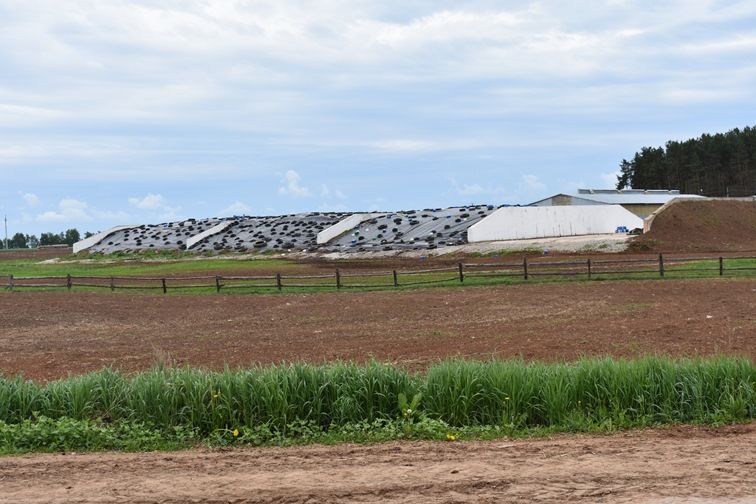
[0,357,751,454]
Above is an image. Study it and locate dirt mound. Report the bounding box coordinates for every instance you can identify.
[632,200,756,253]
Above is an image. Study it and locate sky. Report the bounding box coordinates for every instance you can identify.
[1,0,756,236]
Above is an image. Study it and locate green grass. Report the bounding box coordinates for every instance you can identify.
[1,256,754,296]
[0,357,752,454]
[0,256,305,278]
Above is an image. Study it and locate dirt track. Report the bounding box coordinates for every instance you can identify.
[1,424,753,503]
[1,278,754,380]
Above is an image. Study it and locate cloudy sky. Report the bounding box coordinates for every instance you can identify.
[2,0,755,235]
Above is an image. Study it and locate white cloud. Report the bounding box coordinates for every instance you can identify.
[36,211,66,222]
[457,183,485,196]
[277,170,311,197]
[3,0,756,223]
[128,193,166,210]
[320,184,346,199]
[1,0,754,139]
[521,174,546,191]
[600,171,621,188]
[37,198,92,222]
[127,193,182,220]
[20,192,40,207]
[448,177,510,200]
[221,201,251,215]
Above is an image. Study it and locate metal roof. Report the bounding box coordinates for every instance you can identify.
[530,189,706,206]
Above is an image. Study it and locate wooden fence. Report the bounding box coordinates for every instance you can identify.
[3,254,755,293]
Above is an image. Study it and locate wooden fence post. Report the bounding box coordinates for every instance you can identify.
[110,276,115,292]
[392,270,398,287]
[658,253,664,277]
[336,269,341,289]
[7,274,12,291]
[523,257,529,280]
[215,275,222,293]
[458,262,464,283]
[587,258,592,279]
[276,273,282,291]
[66,274,72,291]
[162,278,167,294]
[719,257,724,276]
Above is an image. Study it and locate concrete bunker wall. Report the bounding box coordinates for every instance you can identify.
[317,214,379,245]
[73,225,138,253]
[186,220,235,249]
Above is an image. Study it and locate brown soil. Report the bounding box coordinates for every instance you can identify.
[0,246,72,261]
[1,278,754,381]
[632,200,756,253]
[1,424,753,503]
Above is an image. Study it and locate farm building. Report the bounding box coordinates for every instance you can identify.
[529,189,705,218]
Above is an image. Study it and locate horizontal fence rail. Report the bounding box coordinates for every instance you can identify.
[3,254,755,294]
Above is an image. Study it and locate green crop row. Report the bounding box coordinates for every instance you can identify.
[0,357,753,454]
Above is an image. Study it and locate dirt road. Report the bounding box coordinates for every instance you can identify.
[1,278,754,380]
[0,424,753,503]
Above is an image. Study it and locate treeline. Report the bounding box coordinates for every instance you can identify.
[617,126,756,196]
[3,229,92,249]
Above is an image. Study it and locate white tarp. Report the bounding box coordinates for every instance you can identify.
[467,205,643,242]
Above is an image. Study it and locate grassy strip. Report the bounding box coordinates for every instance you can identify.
[0,256,303,278]
[2,258,754,296]
[0,357,752,454]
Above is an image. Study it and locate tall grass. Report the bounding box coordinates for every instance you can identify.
[0,357,752,437]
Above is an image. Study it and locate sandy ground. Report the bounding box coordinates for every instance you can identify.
[0,424,753,503]
[1,278,754,381]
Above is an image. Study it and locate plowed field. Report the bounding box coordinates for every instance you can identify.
[1,278,754,381]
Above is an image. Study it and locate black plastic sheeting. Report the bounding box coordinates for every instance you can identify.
[321,205,499,252]
[86,205,502,254]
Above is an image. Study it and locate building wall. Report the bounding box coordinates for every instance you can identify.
[467,205,643,242]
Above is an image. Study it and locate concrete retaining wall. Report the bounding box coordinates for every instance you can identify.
[72,225,137,253]
[186,220,235,249]
[317,214,377,245]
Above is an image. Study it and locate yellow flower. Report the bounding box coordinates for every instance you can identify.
[504,396,511,401]
[232,429,239,437]
[446,434,456,441]
[212,392,220,399]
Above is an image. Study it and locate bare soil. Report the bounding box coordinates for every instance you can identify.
[1,278,754,381]
[633,200,756,253]
[0,246,72,261]
[1,423,753,503]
